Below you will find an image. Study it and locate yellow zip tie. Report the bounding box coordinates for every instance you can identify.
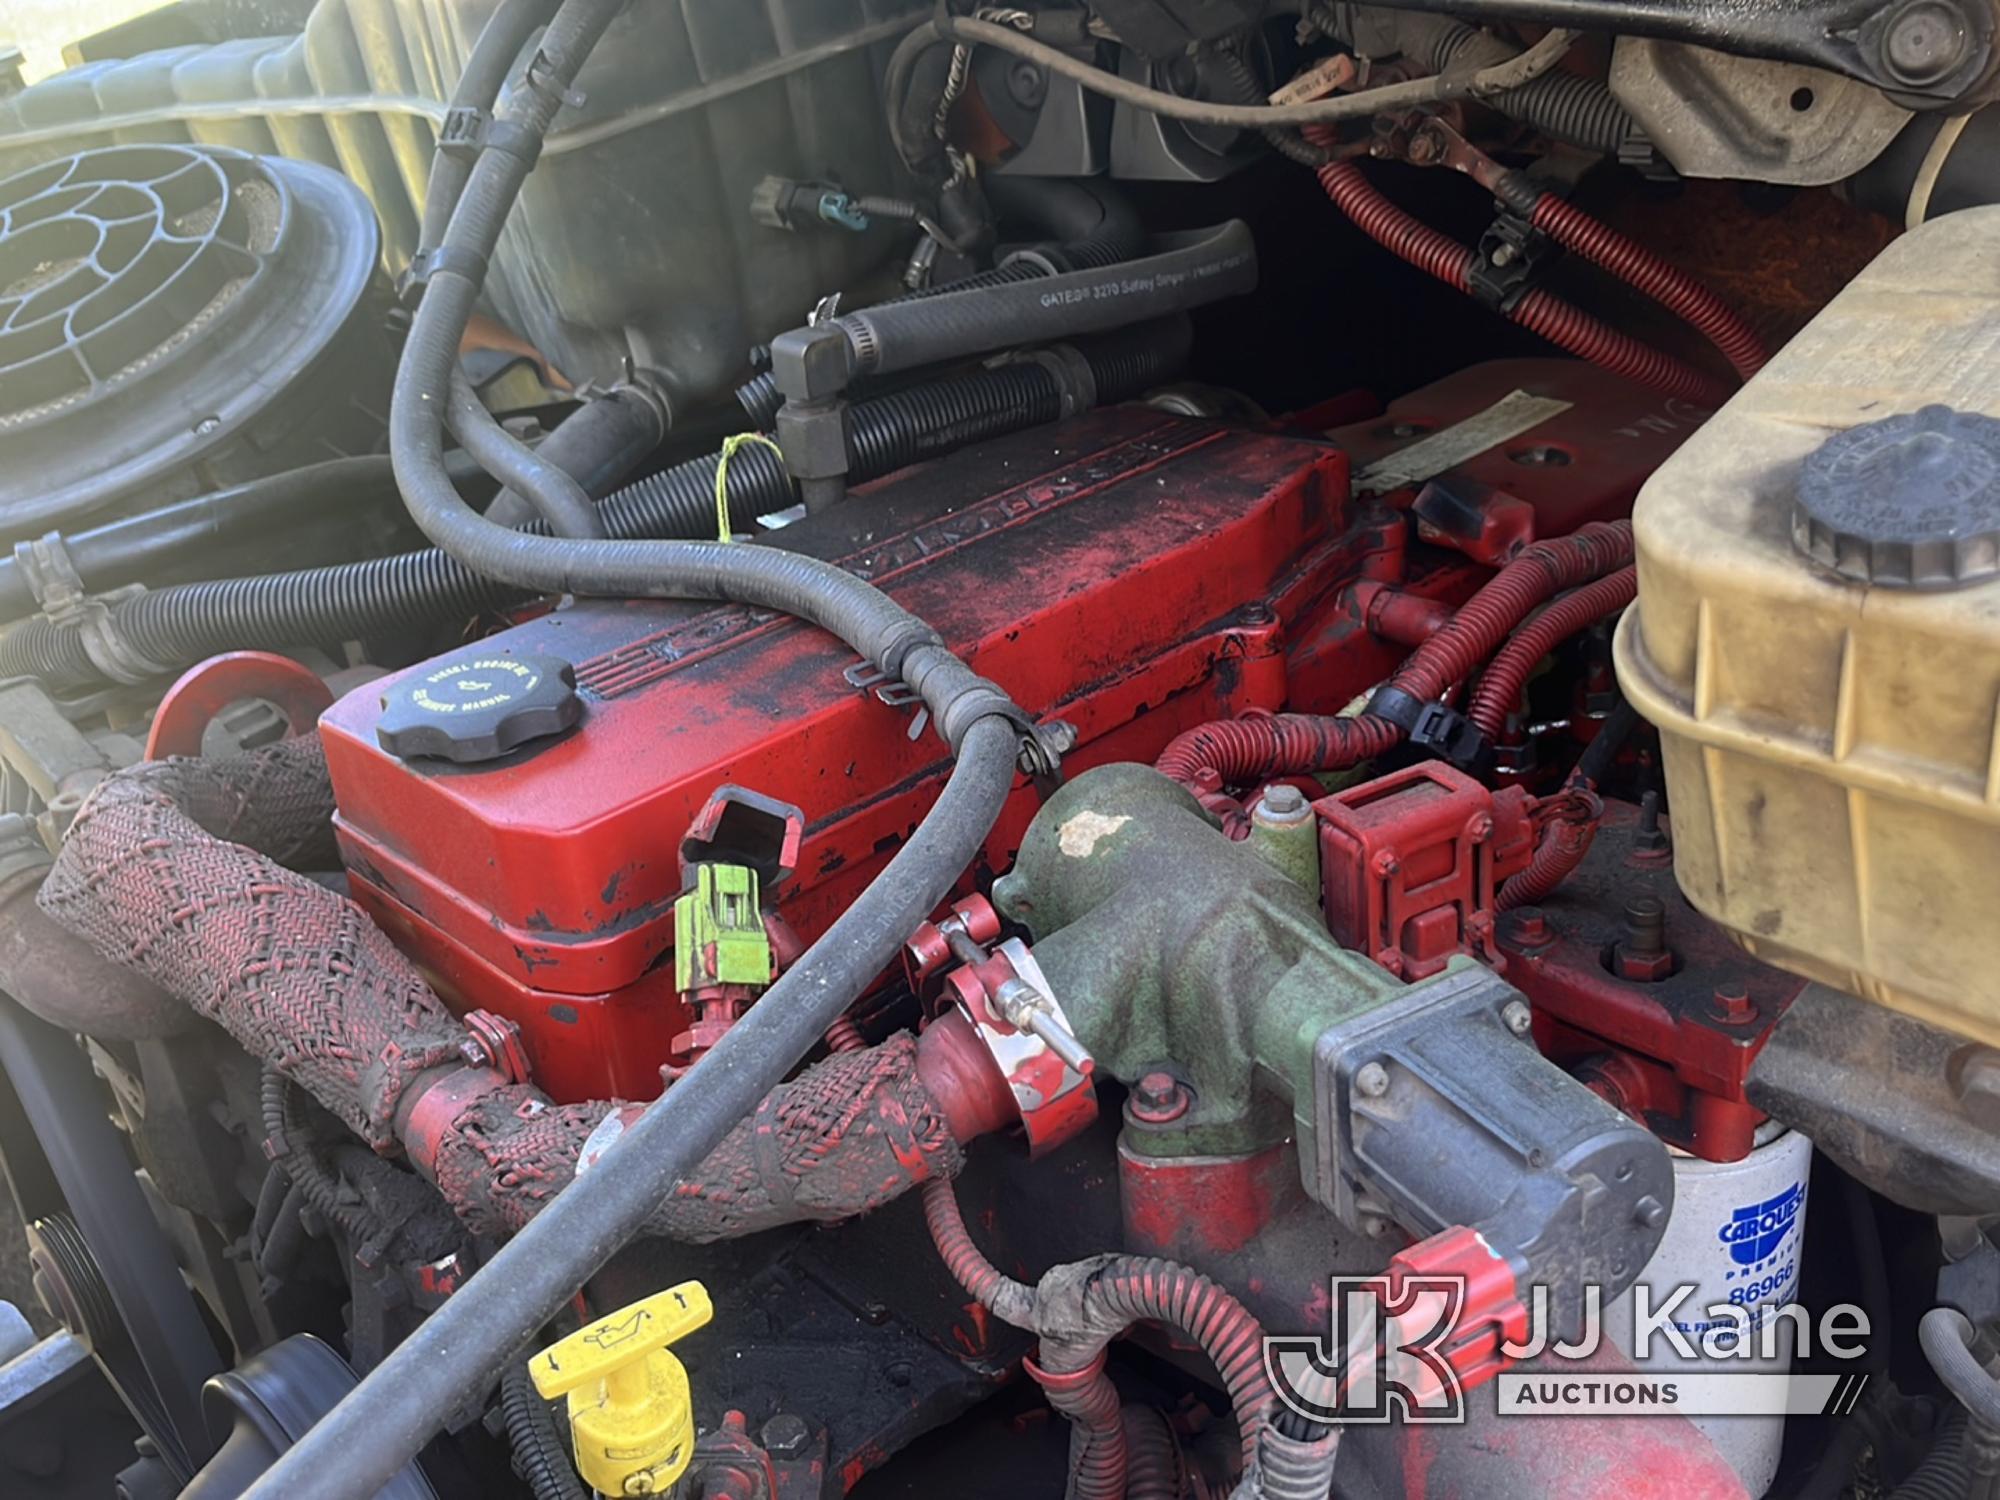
[713,432,789,542]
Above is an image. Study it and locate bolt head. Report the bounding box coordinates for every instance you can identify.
[1259,783,1308,817]
[1130,1070,1190,1124]
[1355,1061,1391,1099]
[1501,1000,1533,1037]
[760,1413,812,1459]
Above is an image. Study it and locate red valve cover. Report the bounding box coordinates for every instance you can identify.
[320,367,1693,1103]
[322,410,1357,1100]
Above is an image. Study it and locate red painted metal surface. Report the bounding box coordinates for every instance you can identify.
[319,365,1699,1104]
[324,412,1348,1099]
[1496,799,1806,1163]
[145,650,333,759]
[1315,763,1535,981]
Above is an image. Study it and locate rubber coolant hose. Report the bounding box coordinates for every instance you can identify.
[484,383,665,528]
[0,322,1187,690]
[823,221,1256,380]
[1920,1308,2000,1429]
[252,0,1032,1484]
[414,0,562,255]
[446,368,606,539]
[736,177,1146,428]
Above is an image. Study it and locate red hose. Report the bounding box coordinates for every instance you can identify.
[1468,566,1638,737]
[1530,193,1767,382]
[1316,162,1731,407]
[1156,523,1633,793]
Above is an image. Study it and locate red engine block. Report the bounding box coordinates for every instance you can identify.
[321,362,1696,1102]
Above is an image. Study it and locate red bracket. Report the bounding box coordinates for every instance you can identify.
[146,651,333,760]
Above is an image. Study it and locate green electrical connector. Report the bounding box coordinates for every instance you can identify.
[673,863,771,991]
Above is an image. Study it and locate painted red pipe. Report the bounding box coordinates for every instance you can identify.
[1316,161,1732,408]
[1468,566,1638,737]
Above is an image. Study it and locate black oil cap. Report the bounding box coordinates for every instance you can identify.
[376,652,581,764]
[1794,404,2000,589]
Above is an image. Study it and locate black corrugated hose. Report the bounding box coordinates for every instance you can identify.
[499,1362,589,1500]
[0,319,1189,692]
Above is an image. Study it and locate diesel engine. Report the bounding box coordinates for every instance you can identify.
[0,2,1996,1498]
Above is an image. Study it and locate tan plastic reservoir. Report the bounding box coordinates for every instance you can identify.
[1614,206,2000,1049]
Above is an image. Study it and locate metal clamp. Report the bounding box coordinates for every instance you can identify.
[942,937,1097,1155]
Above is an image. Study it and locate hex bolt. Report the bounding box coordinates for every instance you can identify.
[1501,1000,1533,1037]
[1130,1069,1191,1125]
[1952,1048,2000,1134]
[1710,984,1755,1024]
[1355,1061,1390,1099]
[760,1414,812,1460]
[1512,911,1551,946]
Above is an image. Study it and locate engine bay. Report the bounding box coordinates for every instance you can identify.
[0,2,1997,1497]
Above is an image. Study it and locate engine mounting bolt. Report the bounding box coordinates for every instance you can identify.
[1130,1070,1191,1124]
[1501,1000,1533,1037]
[1355,1061,1391,1099]
[759,1413,812,1460]
[1710,984,1754,1023]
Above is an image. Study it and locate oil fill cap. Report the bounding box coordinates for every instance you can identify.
[1794,403,2000,589]
[377,652,581,763]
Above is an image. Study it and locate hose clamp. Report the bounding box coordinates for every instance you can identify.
[72,588,175,687]
[1009,343,1099,418]
[13,532,84,617]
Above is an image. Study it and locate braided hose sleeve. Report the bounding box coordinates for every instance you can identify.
[1155,523,1632,791]
[37,737,968,1241]
[1316,162,1731,406]
[1529,193,1767,381]
[1468,567,1638,737]
[38,736,458,1148]
[1497,789,1604,911]
[435,1033,965,1240]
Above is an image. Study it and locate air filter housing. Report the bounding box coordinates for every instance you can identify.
[0,144,390,546]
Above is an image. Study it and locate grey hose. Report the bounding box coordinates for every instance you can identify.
[825,220,1257,380]
[1920,1307,2000,1429]
[242,0,1033,1490]
[445,370,606,539]
[415,0,563,256]
[483,384,666,529]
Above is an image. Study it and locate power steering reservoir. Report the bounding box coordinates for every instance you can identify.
[1614,205,2000,1049]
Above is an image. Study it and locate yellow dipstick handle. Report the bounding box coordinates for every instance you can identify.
[529,1281,713,1496]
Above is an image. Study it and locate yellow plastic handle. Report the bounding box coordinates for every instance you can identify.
[529,1281,714,1400]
